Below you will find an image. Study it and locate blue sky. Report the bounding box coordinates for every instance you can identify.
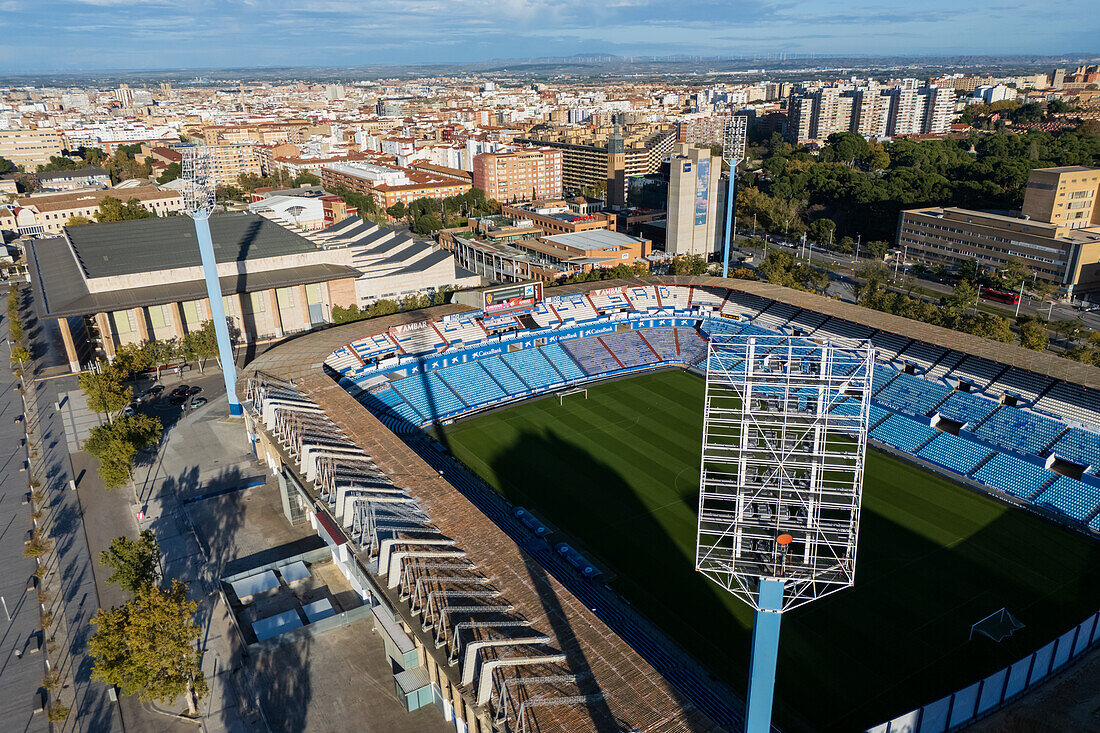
[6,0,1098,72]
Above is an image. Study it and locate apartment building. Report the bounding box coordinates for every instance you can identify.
[36,166,111,192]
[320,162,471,210]
[472,147,562,202]
[199,121,315,146]
[500,200,616,236]
[208,143,264,187]
[787,82,956,145]
[665,144,721,257]
[897,166,1100,294]
[515,124,676,196]
[0,128,63,168]
[0,186,184,236]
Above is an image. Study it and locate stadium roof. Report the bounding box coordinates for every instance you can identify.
[543,229,646,252]
[63,212,322,278]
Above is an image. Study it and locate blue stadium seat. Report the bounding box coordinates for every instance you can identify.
[916,433,993,475]
[870,414,937,453]
[971,453,1054,500]
[438,360,505,406]
[601,331,660,369]
[541,343,585,381]
[1034,476,1100,522]
[1050,428,1100,471]
[873,372,953,417]
[481,355,529,394]
[639,328,678,361]
[501,348,565,390]
[935,391,998,426]
[561,337,622,376]
[391,372,466,421]
[974,406,1066,456]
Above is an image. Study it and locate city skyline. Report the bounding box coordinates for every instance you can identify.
[9,0,1099,73]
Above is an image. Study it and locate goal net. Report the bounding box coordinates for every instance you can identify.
[969,608,1025,642]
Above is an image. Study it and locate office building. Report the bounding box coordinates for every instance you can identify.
[665,144,721,257]
[471,147,562,202]
[897,166,1100,294]
[0,128,63,168]
[36,166,111,192]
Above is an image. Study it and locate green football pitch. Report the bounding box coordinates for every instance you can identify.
[442,369,1100,733]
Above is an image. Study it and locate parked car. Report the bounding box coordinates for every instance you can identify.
[189,397,208,409]
[137,385,164,403]
[122,404,136,417]
[187,386,202,396]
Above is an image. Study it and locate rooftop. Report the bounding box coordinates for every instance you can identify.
[36,166,108,181]
[543,228,645,252]
[64,212,322,279]
[16,185,179,213]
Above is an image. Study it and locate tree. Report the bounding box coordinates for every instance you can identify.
[96,196,154,223]
[292,171,321,187]
[156,162,182,184]
[0,155,16,175]
[78,361,133,420]
[1000,256,1031,290]
[84,413,163,502]
[386,201,406,220]
[67,215,93,226]
[955,258,980,284]
[99,530,161,594]
[112,342,153,378]
[1018,320,1049,351]
[143,339,177,381]
[943,280,978,317]
[180,322,218,374]
[672,254,708,276]
[807,217,836,246]
[730,267,757,280]
[9,343,30,369]
[957,313,1014,342]
[89,580,207,716]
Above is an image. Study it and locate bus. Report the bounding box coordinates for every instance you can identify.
[980,287,1020,305]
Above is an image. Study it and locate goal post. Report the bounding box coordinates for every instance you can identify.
[969,608,1025,642]
[558,388,588,406]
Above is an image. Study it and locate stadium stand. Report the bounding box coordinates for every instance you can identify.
[869,331,912,361]
[530,301,561,328]
[986,368,1054,405]
[1035,382,1100,429]
[588,287,632,313]
[934,391,999,426]
[754,302,800,331]
[721,291,770,319]
[602,331,660,369]
[392,371,465,420]
[437,317,487,346]
[553,293,599,323]
[624,285,661,310]
[971,453,1056,500]
[639,327,678,361]
[480,355,529,394]
[869,404,890,428]
[656,285,693,310]
[539,343,586,382]
[786,309,828,336]
[438,359,505,405]
[973,405,1067,456]
[562,336,625,375]
[1034,476,1100,522]
[916,433,993,475]
[947,356,1007,392]
[815,318,874,341]
[391,324,445,355]
[872,364,898,394]
[925,350,967,381]
[896,341,948,374]
[689,287,725,309]
[871,414,938,453]
[501,348,564,390]
[873,372,953,416]
[1050,428,1100,471]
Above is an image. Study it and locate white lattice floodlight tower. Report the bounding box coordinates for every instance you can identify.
[182,146,242,415]
[695,333,873,732]
[721,115,748,278]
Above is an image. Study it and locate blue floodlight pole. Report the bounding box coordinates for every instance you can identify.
[745,578,785,733]
[192,210,241,415]
[722,170,736,279]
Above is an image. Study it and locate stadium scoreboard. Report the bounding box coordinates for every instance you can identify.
[482,281,543,317]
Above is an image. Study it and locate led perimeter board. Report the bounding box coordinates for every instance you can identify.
[483,281,543,317]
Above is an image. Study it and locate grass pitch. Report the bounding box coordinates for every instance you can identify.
[443,370,1100,732]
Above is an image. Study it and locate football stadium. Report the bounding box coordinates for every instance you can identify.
[242,276,1100,733]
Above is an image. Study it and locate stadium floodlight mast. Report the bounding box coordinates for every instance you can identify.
[721,114,748,278]
[181,146,242,416]
[695,334,873,732]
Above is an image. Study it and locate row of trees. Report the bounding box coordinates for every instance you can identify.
[90,531,206,716]
[68,195,157,226]
[387,189,502,236]
[331,288,453,325]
